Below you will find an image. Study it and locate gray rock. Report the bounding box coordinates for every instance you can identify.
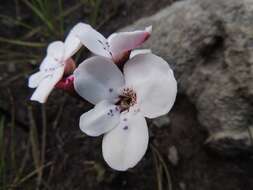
[151,115,171,128]
[168,145,179,166]
[123,0,253,154]
[179,182,186,190]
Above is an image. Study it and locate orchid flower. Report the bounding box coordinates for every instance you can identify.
[70,22,152,64]
[74,53,177,171]
[28,29,81,103]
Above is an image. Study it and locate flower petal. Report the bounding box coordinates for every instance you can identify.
[39,54,62,72]
[30,67,64,103]
[74,23,111,57]
[28,71,44,88]
[74,56,124,105]
[102,112,149,171]
[124,53,177,118]
[55,75,75,93]
[47,41,65,61]
[107,26,152,60]
[64,58,76,75]
[79,101,120,137]
[129,49,151,59]
[63,23,84,59]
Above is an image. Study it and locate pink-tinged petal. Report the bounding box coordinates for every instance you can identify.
[114,51,131,70]
[102,111,148,171]
[63,23,85,59]
[55,75,75,93]
[74,23,111,57]
[30,67,64,103]
[40,54,75,75]
[64,58,76,75]
[79,100,120,137]
[107,26,152,60]
[129,49,151,59]
[28,71,44,88]
[74,56,125,105]
[47,41,65,61]
[124,53,177,119]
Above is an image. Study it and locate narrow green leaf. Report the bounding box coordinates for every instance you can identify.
[0,116,6,190]
[21,0,55,33]
[0,37,45,48]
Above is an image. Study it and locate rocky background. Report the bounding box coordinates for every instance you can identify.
[125,0,253,156]
[1,0,253,189]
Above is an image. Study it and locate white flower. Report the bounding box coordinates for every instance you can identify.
[129,49,152,59]
[74,53,177,171]
[28,28,82,103]
[70,22,152,63]
[28,22,151,103]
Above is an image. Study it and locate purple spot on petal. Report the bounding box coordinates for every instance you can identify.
[107,110,115,117]
[123,126,128,130]
[97,39,103,45]
[123,118,127,122]
[109,88,113,93]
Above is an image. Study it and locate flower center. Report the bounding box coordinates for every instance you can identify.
[116,88,137,112]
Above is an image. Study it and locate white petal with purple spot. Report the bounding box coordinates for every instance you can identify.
[102,111,148,171]
[74,56,125,105]
[79,100,120,137]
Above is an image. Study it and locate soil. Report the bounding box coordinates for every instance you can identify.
[1,0,253,190]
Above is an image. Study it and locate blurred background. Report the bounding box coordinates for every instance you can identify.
[1,0,253,190]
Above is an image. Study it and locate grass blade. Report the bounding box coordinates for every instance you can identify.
[0,15,33,30]
[90,0,101,26]
[37,105,47,189]
[21,0,55,34]
[8,89,17,174]
[0,116,6,190]
[28,106,42,187]
[151,144,173,190]
[11,162,53,188]
[58,0,64,37]
[23,2,84,39]
[0,37,45,48]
